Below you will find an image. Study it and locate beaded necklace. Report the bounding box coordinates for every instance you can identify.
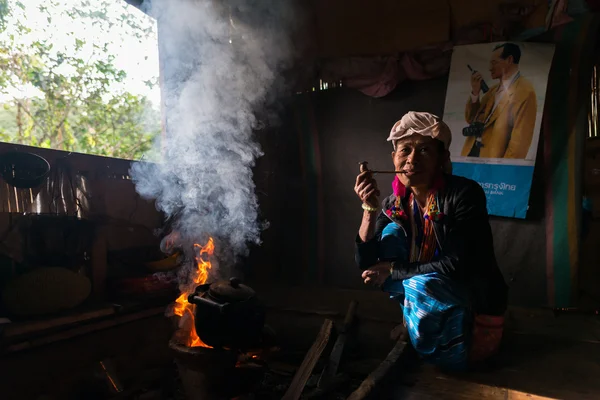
[387,175,445,262]
[388,195,407,220]
[408,192,442,263]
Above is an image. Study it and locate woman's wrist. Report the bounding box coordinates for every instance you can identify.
[361,203,379,213]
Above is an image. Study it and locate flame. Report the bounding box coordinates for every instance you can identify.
[172,237,215,348]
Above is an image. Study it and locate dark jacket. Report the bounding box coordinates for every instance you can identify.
[355,174,508,315]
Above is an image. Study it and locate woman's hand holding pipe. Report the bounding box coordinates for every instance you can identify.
[354,171,380,209]
[355,171,381,243]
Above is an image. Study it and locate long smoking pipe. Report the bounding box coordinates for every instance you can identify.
[358,161,402,174]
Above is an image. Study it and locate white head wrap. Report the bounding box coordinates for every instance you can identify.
[387,111,452,150]
[387,111,453,173]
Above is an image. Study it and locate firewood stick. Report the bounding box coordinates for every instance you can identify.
[317,300,358,388]
[346,330,408,400]
[282,319,334,400]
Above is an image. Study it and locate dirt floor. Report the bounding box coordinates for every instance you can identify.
[3,284,600,400]
[377,332,600,400]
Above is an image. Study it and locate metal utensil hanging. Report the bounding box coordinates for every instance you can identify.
[0,151,91,218]
[36,157,91,218]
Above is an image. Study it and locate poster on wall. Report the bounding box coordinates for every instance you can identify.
[443,42,555,218]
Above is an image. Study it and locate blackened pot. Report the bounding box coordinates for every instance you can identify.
[188,277,265,350]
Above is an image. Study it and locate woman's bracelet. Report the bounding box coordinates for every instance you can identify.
[390,261,404,278]
[361,203,378,213]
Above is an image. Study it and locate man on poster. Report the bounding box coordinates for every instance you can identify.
[461,43,537,159]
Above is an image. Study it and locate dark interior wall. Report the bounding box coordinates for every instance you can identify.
[316,79,448,288]
[263,77,548,307]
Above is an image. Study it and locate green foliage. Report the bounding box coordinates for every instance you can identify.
[0,0,160,160]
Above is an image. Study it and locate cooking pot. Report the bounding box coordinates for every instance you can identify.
[0,151,50,189]
[188,277,265,350]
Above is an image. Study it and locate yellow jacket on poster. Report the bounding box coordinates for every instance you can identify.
[461,76,537,159]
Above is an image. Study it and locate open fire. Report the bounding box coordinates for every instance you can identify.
[166,235,271,399]
[172,237,215,348]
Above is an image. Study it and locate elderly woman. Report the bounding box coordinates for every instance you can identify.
[354,111,508,370]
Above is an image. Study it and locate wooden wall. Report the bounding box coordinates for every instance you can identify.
[311,0,548,57]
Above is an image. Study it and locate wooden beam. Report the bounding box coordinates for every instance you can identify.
[282,319,334,400]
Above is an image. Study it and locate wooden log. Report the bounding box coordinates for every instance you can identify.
[346,330,408,400]
[282,319,334,400]
[317,300,358,388]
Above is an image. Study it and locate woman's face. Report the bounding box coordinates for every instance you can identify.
[391,136,445,189]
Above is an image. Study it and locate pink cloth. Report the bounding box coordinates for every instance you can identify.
[321,57,403,98]
[392,176,406,197]
[320,44,453,98]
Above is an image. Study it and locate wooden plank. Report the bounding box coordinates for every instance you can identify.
[390,333,600,400]
[392,367,572,399]
[4,306,164,354]
[1,305,115,339]
[346,330,408,400]
[317,300,358,388]
[282,319,334,400]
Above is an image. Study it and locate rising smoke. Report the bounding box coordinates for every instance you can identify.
[130,0,301,275]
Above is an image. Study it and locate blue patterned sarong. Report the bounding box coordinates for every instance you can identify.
[380,222,471,371]
[383,274,470,370]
